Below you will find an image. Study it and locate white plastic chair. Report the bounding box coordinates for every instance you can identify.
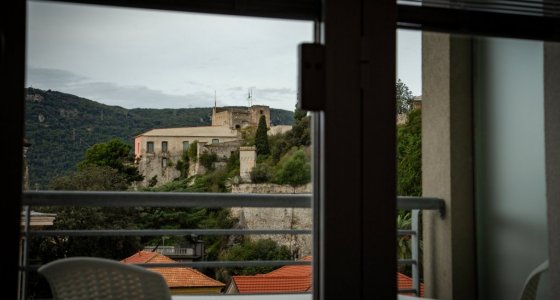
[38,257,172,300]
[519,260,549,300]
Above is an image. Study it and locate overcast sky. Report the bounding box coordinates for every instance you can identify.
[26,1,420,111]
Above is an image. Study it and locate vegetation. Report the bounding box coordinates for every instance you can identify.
[175,150,190,178]
[250,163,272,183]
[49,165,129,191]
[397,109,422,197]
[78,138,142,183]
[395,95,422,275]
[218,238,292,282]
[199,152,218,171]
[255,115,270,155]
[284,108,310,148]
[274,149,311,188]
[396,78,414,114]
[24,88,293,188]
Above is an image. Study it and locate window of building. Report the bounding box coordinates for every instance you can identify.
[147,141,154,153]
[162,157,167,168]
[182,141,189,151]
[212,139,219,144]
[162,141,168,152]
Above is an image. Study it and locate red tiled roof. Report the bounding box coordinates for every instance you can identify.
[231,256,312,293]
[262,256,311,278]
[121,251,224,288]
[232,275,312,293]
[230,257,424,296]
[397,272,424,297]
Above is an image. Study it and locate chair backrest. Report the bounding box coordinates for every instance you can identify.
[38,257,172,300]
[519,260,549,300]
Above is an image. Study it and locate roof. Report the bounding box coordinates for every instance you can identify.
[397,272,424,297]
[229,257,423,296]
[263,256,311,277]
[136,126,239,138]
[230,256,312,294]
[232,276,311,293]
[121,251,224,288]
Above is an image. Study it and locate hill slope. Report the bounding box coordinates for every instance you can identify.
[24,88,294,188]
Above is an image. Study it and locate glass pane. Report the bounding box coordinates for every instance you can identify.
[395,28,423,297]
[23,1,314,298]
[400,28,557,300]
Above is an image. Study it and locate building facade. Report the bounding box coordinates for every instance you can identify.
[134,126,241,186]
[134,105,276,186]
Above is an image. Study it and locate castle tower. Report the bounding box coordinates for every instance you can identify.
[249,105,271,128]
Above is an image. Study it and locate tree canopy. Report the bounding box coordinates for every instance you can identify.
[78,138,142,183]
[218,238,292,282]
[397,109,422,196]
[255,115,270,155]
[274,149,311,187]
[396,78,414,114]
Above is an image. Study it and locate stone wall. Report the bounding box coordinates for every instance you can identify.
[239,146,256,182]
[204,141,242,161]
[268,125,292,136]
[231,183,312,258]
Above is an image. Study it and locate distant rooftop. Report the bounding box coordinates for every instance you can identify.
[122,251,225,289]
[137,126,239,138]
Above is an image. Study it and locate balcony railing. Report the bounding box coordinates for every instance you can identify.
[20,191,444,298]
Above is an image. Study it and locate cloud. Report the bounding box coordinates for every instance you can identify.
[25,67,296,110]
[26,67,212,109]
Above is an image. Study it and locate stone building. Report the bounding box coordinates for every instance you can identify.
[212,105,270,129]
[134,104,278,186]
[134,126,241,186]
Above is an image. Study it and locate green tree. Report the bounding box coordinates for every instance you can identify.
[396,108,422,275]
[49,165,129,191]
[255,115,270,155]
[293,108,307,122]
[397,109,421,196]
[188,140,198,162]
[78,138,142,183]
[175,150,190,178]
[396,78,414,114]
[250,163,272,183]
[274,149,311,189]
[218,238,292,282]
[286,108,310,148]
[199,152,217,171]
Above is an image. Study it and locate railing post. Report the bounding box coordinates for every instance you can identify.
[20,205,31,300]
[411,209,420,296]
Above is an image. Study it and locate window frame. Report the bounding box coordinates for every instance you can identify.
[147,141,154,153]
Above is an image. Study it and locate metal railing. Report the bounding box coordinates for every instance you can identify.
[20,191,444,298]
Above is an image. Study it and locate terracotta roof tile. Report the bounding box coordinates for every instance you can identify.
[397,272,424,297]
[232,275,312,293]
[264,257,311,277]
[231,257,312,294]
[121,251,224,288]
[230,257,424,296]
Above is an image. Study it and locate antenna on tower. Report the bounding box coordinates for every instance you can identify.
[247,87,255,108]
[247,88,252,108]
[214,90,217,108]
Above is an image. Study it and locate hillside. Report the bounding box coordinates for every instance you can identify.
[24,88,294,188]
